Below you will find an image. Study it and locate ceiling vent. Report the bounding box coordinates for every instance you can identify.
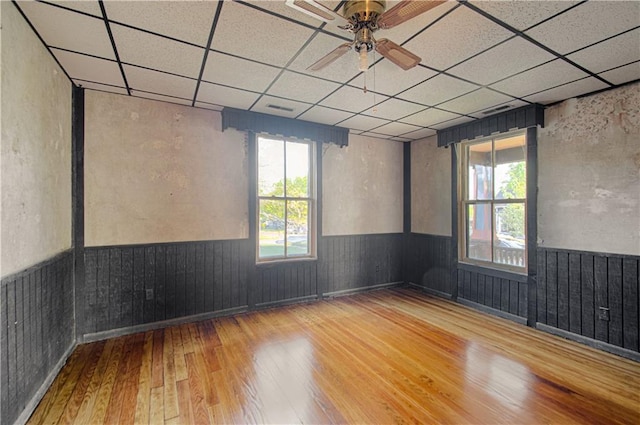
[267,104,294,112]
[482,104,512,115]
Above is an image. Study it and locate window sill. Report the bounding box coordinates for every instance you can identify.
[458,261,528,283]
[256,257,317,268]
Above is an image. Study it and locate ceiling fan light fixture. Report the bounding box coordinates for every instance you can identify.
[358,46,368,71]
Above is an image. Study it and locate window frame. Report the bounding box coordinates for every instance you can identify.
[255,134,317,263]
[458,130,528,274]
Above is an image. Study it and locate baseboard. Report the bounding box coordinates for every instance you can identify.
[407,282,453,300]
[536,323,640,362]
[255,295,319,309]
[14,340,77,425]
[457,298,528,325]
[323,281,403,298]
[82,306,249,343]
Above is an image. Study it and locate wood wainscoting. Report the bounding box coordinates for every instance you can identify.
[28,288,639,424]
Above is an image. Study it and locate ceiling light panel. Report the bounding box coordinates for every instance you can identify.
[297,106,354,126]
[361,98,425,121]
[320,86,390,114]
[211,1,315,67]
[448,37,556,86]
[402,6,512,71]
[523,77,609,105]
[52,49,125,87]
[123,65,197,100]
[525,1,640,55]
[103,1,218,46]
[111,25,205,78]
[398,74,477,106]
[490,59,590,99]
[470,1,580,32]
[288,33,361,83]
[202,52,281,93]
[267,71,342,104]
[18,1,115,59]
[197,82,260,110]
[251,96,312,118]
[437,88,515,116]
[567,29,640,75]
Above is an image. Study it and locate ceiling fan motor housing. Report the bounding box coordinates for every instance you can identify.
[344,0,386,52]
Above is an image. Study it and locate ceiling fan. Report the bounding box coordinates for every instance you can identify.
[285,0,445,72]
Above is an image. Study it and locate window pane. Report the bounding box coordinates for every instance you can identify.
[495,135,526,200]
[259,199,285,258]
[286,200,309,256]
[467,203,491,262]
[494,203,525,267]
[285,141,309,197]
[258,137,284,197]
[467,141,493,200]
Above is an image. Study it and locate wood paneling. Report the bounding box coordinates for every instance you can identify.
[408,233,453,296]
[456,265,528,318]
[1,251,75,425]
[27,288,640,425]
[537,248,639,353]
[254,260,317,306]
[83,240,250,335]
[318,234,403,295]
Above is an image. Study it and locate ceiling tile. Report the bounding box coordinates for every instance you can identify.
[567,29,640,75]
[525,1,640,54]
[18,1,115,59]
[288,33,361,83]
[53,49,124,87]
[401,127,437,140]
[402,6,512,70]
[372,122,423,137]
[267,71,342,104]
[251,96,312,118]
[297,106,354,126]
[72,80,129,96]
[448,37,556,86]
[599,62,640,86]
[338,115,391,132]
[349,61,438,97]
[132,91,193,107]
[123,65,197,100]
[104,1,217,46]
[194,102,224,112]
[523,77,610,105]
[111,24,204,78]
[400,108,462,127]
[378,0,458,45]
[398,74,478,106]
[52,1,102,17]
[202,52,281,92]
[211,1,315,67]
[437,88,515,115]
[359,132,394,140]
[470,100,527,119]
[319,86,389,113]
[470,1,580,31]
[431,116,476,130]
[490,59,589,98]
[361,98,425,121]
[197,82,260,110]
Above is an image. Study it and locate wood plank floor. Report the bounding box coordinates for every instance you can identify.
[28,288,639,424]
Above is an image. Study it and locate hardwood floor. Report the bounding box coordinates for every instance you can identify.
[28,288,639,424]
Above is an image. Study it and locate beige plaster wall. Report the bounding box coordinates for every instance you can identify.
[84,91,248,246]
[411,135,452,236]
[1,2,72,277]
[323,135,403,236]
[538,83,640,256]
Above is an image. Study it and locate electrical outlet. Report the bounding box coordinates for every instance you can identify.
[146,289,154,300]
[598,307,610,321]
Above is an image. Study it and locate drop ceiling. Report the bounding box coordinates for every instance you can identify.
[15,0,640,141]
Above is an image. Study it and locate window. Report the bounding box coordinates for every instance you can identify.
[257,135,316,261]
[459,131,527,271]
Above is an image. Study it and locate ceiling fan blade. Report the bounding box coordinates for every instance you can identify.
[285,0,350,26]
[375,38,421,70]
[307,43,353,71]
[377,0,446,29]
